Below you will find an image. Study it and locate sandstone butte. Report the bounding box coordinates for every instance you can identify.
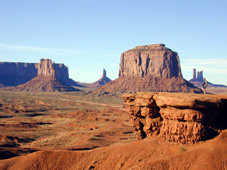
[122,92,227,144]
[119,44,182,78]
[0,59,75,86]
[2,59,78,92]
[0,93,227,170]
[96,44,201,94]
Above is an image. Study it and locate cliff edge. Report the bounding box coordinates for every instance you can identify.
[122,92,227,143]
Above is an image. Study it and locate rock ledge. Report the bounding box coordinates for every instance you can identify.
[122,92,227,144]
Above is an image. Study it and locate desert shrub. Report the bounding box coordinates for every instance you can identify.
[178,147,187,153]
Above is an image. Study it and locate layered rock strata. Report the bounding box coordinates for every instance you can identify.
[1,59,78,92]
[119,44,182,78]
[37,59,56,77]
[96,44,201,94]
[0,59,74,86]
[122,92,227,144]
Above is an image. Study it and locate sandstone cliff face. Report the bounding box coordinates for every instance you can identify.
[0,62,37,86]
[1,59,78,92]
[119,44,182,78]
[0,60,71,86]
[96,44,200,94]
[122,92,227,144]
[37,59,55,77]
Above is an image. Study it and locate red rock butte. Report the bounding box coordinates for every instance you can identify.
[96,44,201,94]
[119,44,182,78]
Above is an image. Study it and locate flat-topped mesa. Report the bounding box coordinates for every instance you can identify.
[122,92,227,144]
[133,43,166,50]
[37,59,56,77]
[0,59,71,86]
[119,44,182,78]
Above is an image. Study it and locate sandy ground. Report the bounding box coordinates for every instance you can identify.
[0,89,227,169]
[0,91,135,159]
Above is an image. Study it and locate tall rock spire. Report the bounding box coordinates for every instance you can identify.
[102,69,107,78]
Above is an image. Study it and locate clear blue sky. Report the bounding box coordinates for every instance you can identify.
[0,0,227,85]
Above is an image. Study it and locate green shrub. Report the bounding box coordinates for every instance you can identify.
[178,147,187,153]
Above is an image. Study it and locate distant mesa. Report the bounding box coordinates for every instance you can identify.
[189,68,226,88]
[96,44,201,94]
[0,59,79,87]
[78,69,112,89]
[1,59,79,92]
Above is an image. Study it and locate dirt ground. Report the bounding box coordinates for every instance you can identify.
[0,89,227,169]
[0,91,135,159]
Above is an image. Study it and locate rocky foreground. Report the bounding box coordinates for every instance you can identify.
[0,93,227,170]
[122,92,227,143]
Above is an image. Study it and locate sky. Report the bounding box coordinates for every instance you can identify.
[0,0,227,85]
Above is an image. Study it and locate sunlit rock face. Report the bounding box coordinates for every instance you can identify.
[37,59,56,77]
[122,92,227,144]
[119,44,182,78]
[0,59,69,86]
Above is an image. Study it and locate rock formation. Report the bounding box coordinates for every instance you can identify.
[2,59,79,92]
[79,69,112,89]
[95,44,201,94]
[122,92,227,144]
[0,60,77,86]
[119,44,182,78]
[37,59,56,77]
[189,68,227,88]
[0,62,37,86]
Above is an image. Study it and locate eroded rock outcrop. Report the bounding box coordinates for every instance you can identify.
[96,44,201,94]
[79,69,112,89]
[189,68,227,88]
[119,44,182,78]
[2,59,78,92]
[37,59,56,77]
[0,62,37,86]
[0,59,76,86]
[122,92,227,143]
[91,69,111,87]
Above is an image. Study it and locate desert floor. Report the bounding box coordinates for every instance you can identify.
[0,87,227,170]
[0,91,135,159]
